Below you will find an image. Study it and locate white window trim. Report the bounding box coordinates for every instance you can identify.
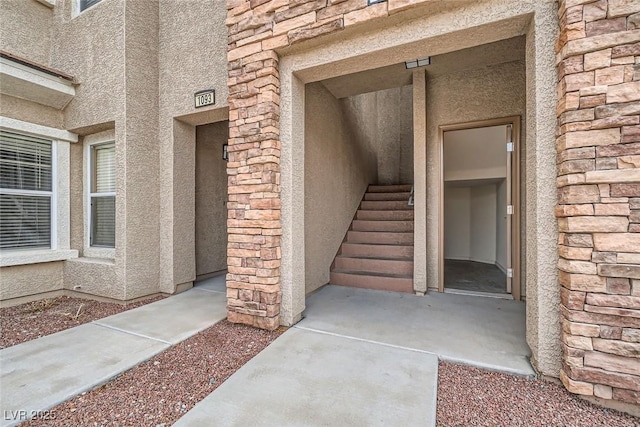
[84,132,116,259]
[35,0,56,8]
[0,117,78,267]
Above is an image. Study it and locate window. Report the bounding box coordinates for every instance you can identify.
[90,142,115,247]
[80,0,102,12]
[0,130,54,250]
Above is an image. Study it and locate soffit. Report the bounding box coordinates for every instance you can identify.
[321,36,525,99]
[0,52,76,110]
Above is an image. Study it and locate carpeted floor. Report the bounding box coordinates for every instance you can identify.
[444,259,506,294]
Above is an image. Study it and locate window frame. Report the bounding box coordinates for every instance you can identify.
[89,142,115,248]
[84,134,116,258]
[0,116,78,267]
[0,131,57,251]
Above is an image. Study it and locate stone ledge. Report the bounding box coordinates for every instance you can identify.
[598,263,640,280]
[585,169,640,184]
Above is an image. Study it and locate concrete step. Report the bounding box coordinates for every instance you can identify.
[330,271,414,293]
[347,231,414,245]
[334,257,413,276]
[368,184,412,193]
[352,220,414,232]
[340,243,414,259]
[360,200,412,211]
[363,192,411,201]
[356,210,414,221]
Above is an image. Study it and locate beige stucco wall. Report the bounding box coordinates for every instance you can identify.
[195,121,229,277]
[158,0,229,292]
[51,0,126,130]
[119,0,160,300]
[0,95,63,129]
[69,136,84,253]
[64,258,120,299]
[343,86,413,185]
[0,262,63,302]
[425,59,527,293]
[1,0,230,302]
[0,0,53,65]
[304,82,378,294]
[279,0,559,376]
[523,2,561,377]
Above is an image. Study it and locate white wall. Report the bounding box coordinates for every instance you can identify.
[470,184,497,264]
[444,126,507,182]
[444,184,499,264]
[444,186,471,260]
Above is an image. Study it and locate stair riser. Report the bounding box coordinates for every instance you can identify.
[364,192,411,201]
[368,185,412,193]
[330,273,413,293]
[341,243,414,259]
[356,210,414,221]
[347,231,414,245]
[360,201,412,211]
[335,257,413,275]
[352,220,414,232]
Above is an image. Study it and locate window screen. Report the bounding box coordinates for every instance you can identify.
[90,143,115,247]
[0,130,53,249]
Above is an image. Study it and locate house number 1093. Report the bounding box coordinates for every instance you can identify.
[194,90,215,108]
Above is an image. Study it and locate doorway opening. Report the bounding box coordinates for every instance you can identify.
[303,66,416,296]
[439,118,520,299]
[194,120,229,289]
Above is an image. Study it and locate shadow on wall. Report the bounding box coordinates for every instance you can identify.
[304,82,416,295]
[341,85,414,185]
[304,82,377,295]
[195,121,228,278]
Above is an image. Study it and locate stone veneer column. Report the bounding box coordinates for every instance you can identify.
[224,0,407,329]
[225,2,285,331]
[556,0,640,405]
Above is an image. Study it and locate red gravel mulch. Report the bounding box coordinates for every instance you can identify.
[23,320,286,427]
[436,361,639,427]
[1,295,165,349]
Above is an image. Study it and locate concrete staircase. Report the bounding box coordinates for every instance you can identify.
[330,184,414,293]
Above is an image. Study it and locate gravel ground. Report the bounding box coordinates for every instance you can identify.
[1,295,164,349]
[23,320,285,427]
[436,361,639,427]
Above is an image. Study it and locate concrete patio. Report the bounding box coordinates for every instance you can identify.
[300,285,534,376]
[176,285,533,426]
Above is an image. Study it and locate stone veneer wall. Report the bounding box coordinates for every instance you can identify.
[224,0,441,329]
[226,0,640,407]
[556,0,640,405]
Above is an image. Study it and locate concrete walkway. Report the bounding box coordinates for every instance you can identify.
[174,327,439,427]
[176,285,533,427]
[0,285,227,427]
